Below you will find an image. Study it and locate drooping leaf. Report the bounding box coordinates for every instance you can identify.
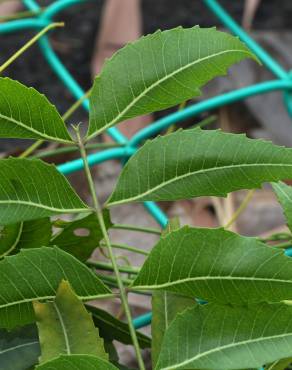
[107,129,292,206]
[0,223,22,258]
[0,324,40,370]
[156,303,292,370]
[36,355,118,370]
[0,158,89,225]
[34,281,108,363]
[87,27,256,140]
[0,247,111,330]
[152,292,196,367]
[86,305,151,349]
[50,211,111,261]
[132,226,292,304]
[273,181,292,233]
[0,78,73,143]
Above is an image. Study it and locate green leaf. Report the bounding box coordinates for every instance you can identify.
[107,129,292,206]
[36,355,118,370]
[34,281,108,363]
[0,78,73,143]
[86,305,151,349]
[152,292,196,367]
[0,324,40,370]
[50,212,111,261]
[272,181,292,233]
[87,27,256,140]
[132,226,292,304]
[16,218,52,250]
[0,223,22,258]
[156,303,292,370]
[0,219,51,258]
[0,158,89,225]
[266,358,292,370]
[0,247,111,330]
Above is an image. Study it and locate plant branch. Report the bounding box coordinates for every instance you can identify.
[34,142,123,159]
[111,223,161,235]
[0,22,64,74]
[100,242,149,256]
[224,189,255,229]
[75,127,145,370]
[87,260,140,274]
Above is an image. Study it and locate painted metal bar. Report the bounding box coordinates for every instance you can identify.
[130,79,292,147]
[204,0,288,80]
[0,18,48,34]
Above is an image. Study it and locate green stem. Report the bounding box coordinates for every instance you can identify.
[0,22,64,74]
[111,223,161,235]
[19,140,44,159]
[101,242,149,256]
[87,260,140,274]
[224,189,255,229]
[75,127,145,370]
[96,273,133,286]
[62,89,92,121]
[272,241,292,249]
[34,142,124,159]
[260,232,292,242]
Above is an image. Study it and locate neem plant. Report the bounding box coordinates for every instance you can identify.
[2,26,292,370]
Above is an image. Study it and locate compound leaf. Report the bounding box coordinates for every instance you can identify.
[0,78,73,143]
[108,129,292,206]
[0,247,111,330]
[156,303,292,370]
[87,27,256,140]
[36,355,118,370]
[0,158,89,225]
[0,324,40,370]
[132,226,292,304]
[34,281,107,363]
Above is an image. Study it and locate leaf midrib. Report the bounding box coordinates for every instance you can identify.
[109,162,292,206]
[0,293,113,310]
[158,332,292,370]
[88,49,251,139]
[0,113,72,144]
[0,200,89,214]
[133,275,292,290]
[0,341,39,355]
[53,302,71,355]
